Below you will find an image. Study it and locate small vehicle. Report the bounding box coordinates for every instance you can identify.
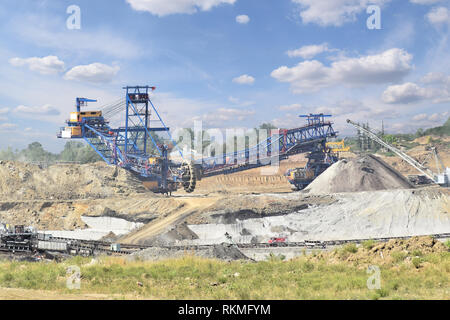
[268,237,287,246]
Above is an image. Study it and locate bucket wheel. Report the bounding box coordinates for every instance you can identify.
[181,162,197,193]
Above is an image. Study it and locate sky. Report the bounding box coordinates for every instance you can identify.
[0,0,449,152]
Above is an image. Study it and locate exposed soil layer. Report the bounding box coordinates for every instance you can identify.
[191,158,307,194]
[0,161,147,200]
[0,196,184,231]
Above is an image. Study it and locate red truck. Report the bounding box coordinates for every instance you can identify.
[268,237,287,246]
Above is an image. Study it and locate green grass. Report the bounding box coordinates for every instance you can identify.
[391,251,408,263]
[362,240,377,250]
[0,251,448,299]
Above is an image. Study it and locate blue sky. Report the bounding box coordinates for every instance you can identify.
[0,0,449,152]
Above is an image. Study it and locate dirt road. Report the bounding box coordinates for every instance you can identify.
[0,287,146,300]
[120,196,219,244]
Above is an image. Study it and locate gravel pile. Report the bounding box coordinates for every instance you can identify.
[304,155,413,194]
[128,243,250,261]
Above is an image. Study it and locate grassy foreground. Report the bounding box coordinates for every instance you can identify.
[0,249,448,300]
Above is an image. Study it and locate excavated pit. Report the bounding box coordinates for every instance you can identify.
[182,188,450,245]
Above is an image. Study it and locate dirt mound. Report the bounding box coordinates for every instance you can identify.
[310,236,449,267]
[211,243,250,260]
[0,161,148,200]
[128,243,250,261]
[304,155,413,194]
[166,223,199,241]
[141,222,200,246]
[100,231,118,243]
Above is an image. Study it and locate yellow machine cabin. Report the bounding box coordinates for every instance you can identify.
[69,111,103,123]
[326,139,350,152]
[60,126,82,138]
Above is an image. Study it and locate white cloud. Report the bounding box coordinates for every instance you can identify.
[277,104,303,111]
[191,107,255,126]
[291,0,390,27]
[126,0,236,16]
[271,99,378,132]
[9,56,65,75]
[422,72,450,84]
[426,6,450,27]
[383,73,450,104]
[428,113,441,121]
[315,100,370,115]
[0,123,18,130]
[410,0,443,5]
[14,104,61,116]
[228,96,255,107]
[382,82,432,104]
[232,74,255,85]
[144,91,226,128]
[271,48,413,93]
[412,113,428,121]
[286,43,330,59]
[0,108,9,115]
[236,14,250,24]
[412,111,448,124]
[12,14,142,60]
[64,63,120,84]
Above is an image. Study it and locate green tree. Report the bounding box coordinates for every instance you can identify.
[0,146,18,161]
[383,134,397,145]
[19,142,57,162]
[77,145,103,163]
[59,141,84,162]
[423,117,450,136]
[58,141,102,163]
[416,128,425,137]
[259,123,277,130]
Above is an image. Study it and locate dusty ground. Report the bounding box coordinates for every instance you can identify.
[0,156,315,234]
[0,287,146,300]
[192,156,307,194]
[0,195,183,230]
[120,193,336,244]
[0,145,448,300]
[0,138,448,244]
[0,161,148,200]
[181,188,450,246]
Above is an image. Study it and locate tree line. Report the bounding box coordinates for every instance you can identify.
[0,141,102,164]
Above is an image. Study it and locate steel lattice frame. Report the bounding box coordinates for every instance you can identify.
[199,114,337,177]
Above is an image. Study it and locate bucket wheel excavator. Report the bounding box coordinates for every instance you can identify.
[57,86,197,195]
[58,85,340,194]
